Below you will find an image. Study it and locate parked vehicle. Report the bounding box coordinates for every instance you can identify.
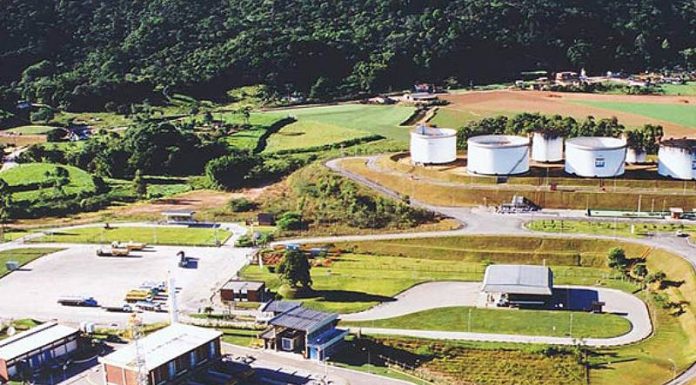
[58,296,98,307]
[103,303,135,313]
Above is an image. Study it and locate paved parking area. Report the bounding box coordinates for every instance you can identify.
[0,244,253,326]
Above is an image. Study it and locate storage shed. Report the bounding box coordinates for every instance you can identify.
[658,139,696,180]
[564,137,627,177]
[409,125,457,165]
[0,322,80,382]
[220,280,267,303]
[467,135,530,175]
[100,323,222,385]
[482,265,554,307]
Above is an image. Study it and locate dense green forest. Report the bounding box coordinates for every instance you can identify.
[2,0,696,112]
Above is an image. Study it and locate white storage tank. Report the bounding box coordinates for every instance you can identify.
[625,147,647,164]
[565,137,627,177]
[467,135,530,175]
[658,139,696,180]
[410,125,457,164]
[531,131,564,162]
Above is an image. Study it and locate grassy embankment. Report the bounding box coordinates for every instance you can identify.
[341,157,696,210]
[0,248,63,277]
[3,125,59,135]
[29,226,231,246]
[528,219,696,237]
[0,163,96,202]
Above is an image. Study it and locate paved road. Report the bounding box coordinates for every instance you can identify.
[222,343,412,385]
[342,282,651,347]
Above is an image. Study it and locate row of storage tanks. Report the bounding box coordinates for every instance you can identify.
[410,125,696,180]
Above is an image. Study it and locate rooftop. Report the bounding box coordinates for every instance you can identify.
[269,307,337,333]
[468,135,529,148]
[222,280,265,291]
[161,210,195,217]
[660,138,696,151]
[259,300,302,314]
[0,322,79,361]
[566,136,625,150]
[482,264,553,296]
[99,323,221,371]
[411,125,456,137]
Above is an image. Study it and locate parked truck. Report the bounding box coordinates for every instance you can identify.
[57,296,98,307]
[102,303,135,313]
[96,245,130,257]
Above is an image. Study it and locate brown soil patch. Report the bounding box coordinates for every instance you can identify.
[442,90,694,137]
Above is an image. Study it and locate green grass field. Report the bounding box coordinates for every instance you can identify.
[661,82,696,96]
[528,219,696,237]
[344,306,631,338]
[576,100,696,129]
[4,125,60,135]
[0,248,63,277]
[51,111,132,130]
[266,104,415,142]
[264,120,372,152]
[0,162,96,201]
[30,226,231,246]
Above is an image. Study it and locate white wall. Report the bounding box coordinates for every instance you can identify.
[565,145,626,177]
[410,131,457,164]
[468,142,529,175]
[531,133,563,162]
[625,148,647,164]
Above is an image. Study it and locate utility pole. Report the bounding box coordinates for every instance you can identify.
[129,314,148,385]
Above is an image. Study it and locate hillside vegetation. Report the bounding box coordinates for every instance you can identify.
[2,1,696,112]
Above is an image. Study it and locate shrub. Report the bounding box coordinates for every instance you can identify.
[277,211,304,231]
[229,197,257,212]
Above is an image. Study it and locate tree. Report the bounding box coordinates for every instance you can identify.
[133,169,147,198]
[0,179,12,242]
[277,211,303,231]
[632,264,648,281]
[277,249,312,288]
[30,107,54,123]
[607,247,628,271]
[205,152,260,189]
[646,270,667,289]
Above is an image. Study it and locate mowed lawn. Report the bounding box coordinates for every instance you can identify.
[266,104,415,142]
[4,125,59,135]
[242,252,625,313]
[0,163,96,202]
[264,120,371,152]
[575,100,696,129]
[528,219,696,237]
[343,306,631,338]
[661,82,696,96]
[30,226,231,246]
[0,248,63,277]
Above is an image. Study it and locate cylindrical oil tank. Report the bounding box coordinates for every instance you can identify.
[625,147,647,164]
[410,125,457,164]
[467,135,530,175]
[565,137,626,177]
[658,139,696,180]
[531,132,564,162]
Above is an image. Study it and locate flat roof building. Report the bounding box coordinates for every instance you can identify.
[100,323,222,385]
[220,280,267,303]
[482,265,554,307]
[261,305,347,361]
[161,210,196,224]
[0,322,81,382]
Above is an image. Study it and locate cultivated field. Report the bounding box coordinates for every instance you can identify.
[432,90,696,137]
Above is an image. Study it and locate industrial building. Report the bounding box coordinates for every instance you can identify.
[625,147,647,164]
[409,125,457,165]
[100,323,223,385]
[467,135,530,175]
[261,305,347,361]
[220,280,267,303]
[482,265,554,307]
[0,322,81,382]
[564,137,627,177]
[531,131,564,162]
[658,139,696,180]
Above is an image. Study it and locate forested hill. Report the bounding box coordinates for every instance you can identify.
[2,0,696,110]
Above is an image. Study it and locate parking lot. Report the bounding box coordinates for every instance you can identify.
[0,244,253,326]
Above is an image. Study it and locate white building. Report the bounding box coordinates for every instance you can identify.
[531,132,564,162]
[658,139,696,180]
[410,125,457,165]
[564,137,626,177]
[467,135,530,175]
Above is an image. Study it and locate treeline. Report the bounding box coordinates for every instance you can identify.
[455,113,663,153]
[2,0,696,111]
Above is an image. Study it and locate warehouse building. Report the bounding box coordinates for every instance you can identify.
[482,264,554,307]
[0,322,81,382]
[100,323,222,385]
[261,305,347,361]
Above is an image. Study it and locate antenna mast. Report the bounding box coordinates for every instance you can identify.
[128,313,148,385]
